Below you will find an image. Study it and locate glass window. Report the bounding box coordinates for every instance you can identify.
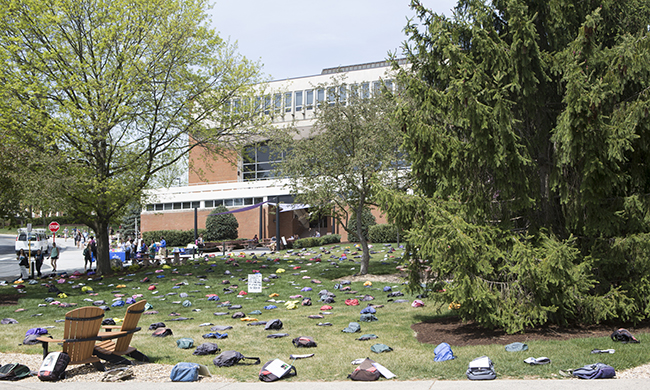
[146,204,154,211]
[263,95,271,115]
[254,197,263,204]
[182,202,191,209]
[284,92,292,113]
[205,200,214,208]
[225,199,234,207]
[306,90,313,110]
[384,80,393,92]
[164,203,172,210]
[233,198,243,206]
[373,81,382,96]
[214,200,223,206]
[255,96,262,114]
[273,94,281,114]
[327,87,336,106]
[154,204,163,211]
[361,82,370,98]
[191,201,200,209]
[295,91,303,112]
[232,99,240,114]
[339,85,347,104]
[316,89,324,107]
[173,202,181,210]
[244,198,253,205]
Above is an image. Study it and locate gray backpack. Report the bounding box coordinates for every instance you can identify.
[466,356,496,380]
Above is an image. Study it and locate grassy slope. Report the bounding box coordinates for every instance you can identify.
[0,243,648,381]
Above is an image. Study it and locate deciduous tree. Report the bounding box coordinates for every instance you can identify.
[0,0,267,274]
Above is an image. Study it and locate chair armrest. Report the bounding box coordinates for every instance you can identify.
[97,331,128,340]
[101,325,122,331]
[36,337,63,343]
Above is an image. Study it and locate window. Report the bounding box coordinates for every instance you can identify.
[295,91,303,112]
[339,84,347,104]
[306,90,313,110]
[173,202,181,210]
[284,92,292,113]
[361,82,370,98]
[373,81,382,96]
[316,89,324,107]
[327,87,336,106]
[182,202,191,209]
[384,80,393,92]
[154,204,163,211]
[254,97,262,115]
[263,95,271,115]
[349,84,358,100]
[205,200,213,208]
[243,142,285,181]
[191,201,200,209]
[273,94,281,115]
[164,203,172,210]
[146,204,154,211]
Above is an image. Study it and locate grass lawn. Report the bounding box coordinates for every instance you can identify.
[1,243,648,381]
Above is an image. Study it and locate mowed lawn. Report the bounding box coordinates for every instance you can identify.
[1,243,649,381]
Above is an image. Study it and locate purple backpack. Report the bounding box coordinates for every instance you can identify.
[572,363,616,379]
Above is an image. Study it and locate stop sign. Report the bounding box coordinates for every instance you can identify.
[48,221,60,233]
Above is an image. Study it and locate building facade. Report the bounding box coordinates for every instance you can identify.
[141,60,401,243]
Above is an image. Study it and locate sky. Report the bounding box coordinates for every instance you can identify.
[207,1,458,81]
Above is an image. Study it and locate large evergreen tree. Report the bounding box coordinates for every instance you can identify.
[379,0,650,332]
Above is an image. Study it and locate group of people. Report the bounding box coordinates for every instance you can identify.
[16,242,59,280]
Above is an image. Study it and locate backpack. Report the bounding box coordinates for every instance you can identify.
[611,328,640,344]
[152,328,173,337]
[170,362,201,382]
[349,358,380,381]
[466,356,496,380]
[370,343,392,353]
[360,313,378,322]
[0,363,31,381]
[434,342,455,362]
[176,338,194,349]
[264,319,283,330]
[213,351,260,367]
[38,352,70,381]
[193,342,221,356]
[571,363,616,379]
[258,358,297,382]
[342,322,361,333]
[292,336,317,348]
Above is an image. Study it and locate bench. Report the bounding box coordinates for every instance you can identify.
[163,253,193,266]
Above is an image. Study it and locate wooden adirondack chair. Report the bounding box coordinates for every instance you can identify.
[36,306,106,371]
[94,299,149,362]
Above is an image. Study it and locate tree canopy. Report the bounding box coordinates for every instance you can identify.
[0,0,267,274]
[378,0,650,332]
[276,77,405,275]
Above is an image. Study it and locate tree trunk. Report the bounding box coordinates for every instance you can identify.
[356,205,370,275]
[91,220,111,275]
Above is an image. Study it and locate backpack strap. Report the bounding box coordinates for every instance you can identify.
[241,356,261,365]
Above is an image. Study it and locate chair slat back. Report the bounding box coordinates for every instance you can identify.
[113,300,146,352]
[62,306,104,363]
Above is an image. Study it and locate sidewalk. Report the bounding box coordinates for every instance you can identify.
[0,378,647,390]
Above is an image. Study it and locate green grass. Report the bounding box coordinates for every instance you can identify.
[1,243,649,382]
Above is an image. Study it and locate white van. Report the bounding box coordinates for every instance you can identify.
[15,228,50,255]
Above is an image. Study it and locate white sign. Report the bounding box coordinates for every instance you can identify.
[248,273,262,293]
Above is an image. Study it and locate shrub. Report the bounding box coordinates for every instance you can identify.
[369,224,399,243]
[319,234,341,245]
[142,229,206,247]
[205,205,238,241]
[294,234,341,248]
[347,208,376,242]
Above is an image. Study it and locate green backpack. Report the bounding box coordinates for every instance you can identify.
[0,363,31,381]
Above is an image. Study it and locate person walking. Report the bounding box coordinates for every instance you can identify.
[34,249,45,278]
[17,249,29,280]
[49,243,59,272]
[83,242,92,271]
[159,236,167,259]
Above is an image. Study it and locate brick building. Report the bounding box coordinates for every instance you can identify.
[141,60,400,243]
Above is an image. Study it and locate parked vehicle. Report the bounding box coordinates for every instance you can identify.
[15,228,49,255]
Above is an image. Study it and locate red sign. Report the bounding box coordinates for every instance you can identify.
[48,221,60,233]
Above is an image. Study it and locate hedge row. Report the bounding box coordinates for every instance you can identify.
[142,229,206,247]
[294,234,341,249]
[368,224,400,243]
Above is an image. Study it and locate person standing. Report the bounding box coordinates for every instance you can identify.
[17,249,29,280]
[83,242,92,271]
[33,249,44,278]
[159,236,167,259]
[89,236,97,264]
[148,239,157,266]
[49,243,59,272]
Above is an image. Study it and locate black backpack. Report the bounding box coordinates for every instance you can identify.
[259,359,297,382]
[349,358,380,381]
[611,328,640,343]
[292,336,317,348]
[38,352,70,381]
[0,363,31,381]
[152,327,173,337]
[213,351,260,367]
[264,319,283,330]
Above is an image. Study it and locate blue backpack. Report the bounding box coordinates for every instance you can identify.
[170,363,200,382]
[434,342,455,362]
[572,363,616,379]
